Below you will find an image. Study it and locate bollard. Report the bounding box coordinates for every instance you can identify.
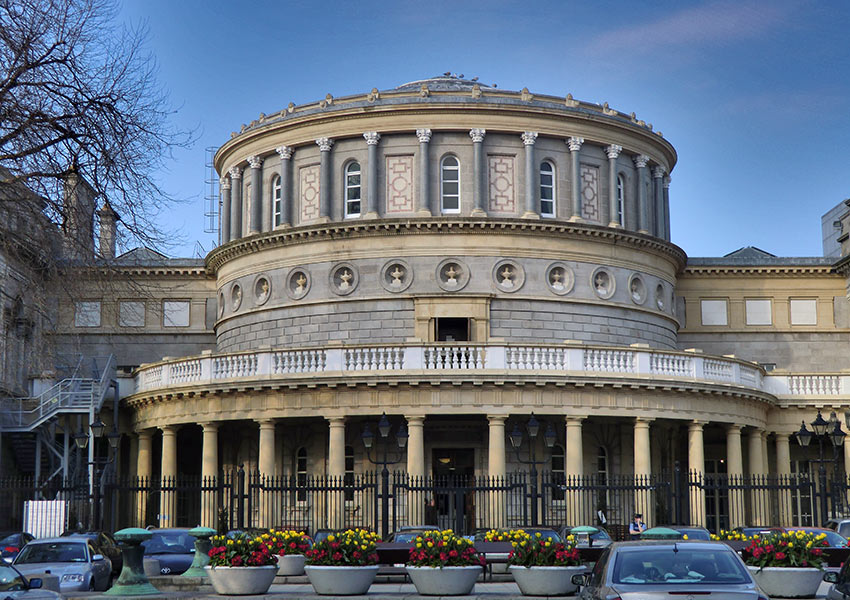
[104,528,160,596]
[182,526,217,577]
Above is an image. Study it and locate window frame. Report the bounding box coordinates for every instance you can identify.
[272,174,282,227]
[118,300,145,328]
[344,445,355,502]
[540,160,555,218]
[74,301,101,328]
[550,443,565,502]
[616,174,625,226]
[162,300,190,328]
[344,161,362,218]
[440,155,461,214]
[296,447,308,502]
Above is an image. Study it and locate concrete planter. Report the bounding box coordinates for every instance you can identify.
[406,565,482,596]
[510,565,586,596]
[204,565,276,595]
[304,565,379,595]
[275,554,305,576]
[747,566,823,598]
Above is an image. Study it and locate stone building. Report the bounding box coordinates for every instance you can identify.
[5,76,850,533]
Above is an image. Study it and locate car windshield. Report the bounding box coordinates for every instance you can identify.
[0,534,20,547]
[678,528,711,540]
[392,531,426,543]
[612,548,751,585]
[524,530,561,542]
[15,542,87,564]
[0,565,26,592]
[142,531,194,554]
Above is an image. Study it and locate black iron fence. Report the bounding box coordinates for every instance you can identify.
[2,466,847,538]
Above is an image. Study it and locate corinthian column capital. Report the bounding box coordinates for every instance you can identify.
[469,128,486,143]
[567,137,584,152]
[652,165,666,179]
[605,144,623,159]
[219,176,231,190]
[363,131,381,146]
[228,166,242,180]
[416,128,432,143]
[275,145,293,160]
[316,137,334,152]
[521,131,538,146]
[633,154,650,169]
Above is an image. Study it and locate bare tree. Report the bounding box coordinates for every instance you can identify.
[0,0,192,259]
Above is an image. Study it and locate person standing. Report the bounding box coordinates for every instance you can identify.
[629,513,646,538]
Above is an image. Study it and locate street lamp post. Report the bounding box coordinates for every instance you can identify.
[362,413,408,538]
[509,413,556,526]
[795,410,846,526]
[73,417,121,531]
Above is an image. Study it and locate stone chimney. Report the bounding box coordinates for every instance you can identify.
[62,168,96,260]
[97,200,118,260]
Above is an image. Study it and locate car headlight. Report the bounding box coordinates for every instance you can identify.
[61,573,85,582]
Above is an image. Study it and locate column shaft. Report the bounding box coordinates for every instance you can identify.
[748,428,766,525]
[662,176,671,240]
[775,433,793,527]
[565,417,584,525]
[327,417,346,529]
[364,132,380,217]
[136,430,152,526]
[470,129,486,215]
[220,179,231,243]
[568,137,583,221]
[688,421,706,527]
[201,422,219,528]
[606,145,622,227]
[726,425,744,528]
[416,129,432,215]
[249,156,263,233]
[634,418,652,527]
[257,419,276,528]
[487,416,507,528]
[521,132,538,218]
[317,138,333,220]
[406,416,426,525]
[229,167,242,239]
[160,425,178,528]
[652,167,665,238]
[276,146,293,227]
[633,156,649,233]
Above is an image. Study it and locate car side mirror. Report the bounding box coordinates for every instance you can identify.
[571,573,589,586]
[28,578,42,589]
[92,554,105,561]
[824,571,839,583]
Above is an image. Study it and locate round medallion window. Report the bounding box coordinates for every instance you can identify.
[218,291,225,318]
[590,267,616,300]
[435,258,470,292]
[380,260,413,293]
[285,268,311,300]
[492,260,524,293]
[230,283,242,311]
[655,283,666,311]
[545,262,575,295]
[628,274,647,305]
[330,263,359,296]
[254,276,271,306]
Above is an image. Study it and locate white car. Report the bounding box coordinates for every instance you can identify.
[13,538,111,593]
[0,563,62,598]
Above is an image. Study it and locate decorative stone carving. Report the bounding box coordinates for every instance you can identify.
[248,155,263,169]
[469,128,486,143]
[652,166,666,179]
[299,165,320,221]
[363,131,381,146]
[602,102,617,116]
[254,276,271,306]
[633,154,650,169]
[580,165,599,222]
[628,274,647,305]
[219,177,231,190]
[229,166,242,180]
[315,138,334,152]
[285,269,311,300]
[367,87,380,102]
[521,132,538,146]
[545,262,575,296]
[386,156,414,213]
[663,175,671,189]
[286,102,295,114]
[231,283,243,311]
[416,129,432,143]
[329,263,359,296]
[655,283,666,311]
[590,267,616,300]
[605,145,623,160]
[492,260,525,293]
[471,84,482,99]
[380,260,413,293]
[488,155,515,213]
[521,87,533,102]
[436,258,470,292]
[275,146,293,160]
[419,84,430,97]
[565,93,579,108]
[218,291,225,318]
[567,137,584,152]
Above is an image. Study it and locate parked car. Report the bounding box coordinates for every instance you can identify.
[12,537,112,593]
[573,540,768,599]
[733,526,785,538]
[825,518,850,540]
[384,527,434,544]
[141,528,195,575]
[60,531,122,574]
[0,532,35,564]
[824,557,850,599]
[0,563,62,598]
[653,525,711,541]
[474,527,562,574]
[786,526,848,547]
[560,526,613,547]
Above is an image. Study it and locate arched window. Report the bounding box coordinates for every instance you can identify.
[616,175,625,226]
[551,444,565,501]
[540,161,555,217]
[296,447,307,502]
[440,156,460,214]
[344,445,355,502]
[272,175,282,227]
[345,162,361,218]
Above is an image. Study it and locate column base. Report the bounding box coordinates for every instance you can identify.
[608,221,622,228]
[275,223,292,230]
[314,216,331,224]
[568,215,584,223]
[363,211,380,219]
[521,211,541,220]
[470,208,487,217]
[416,209,433,217]
[637,228,649,234]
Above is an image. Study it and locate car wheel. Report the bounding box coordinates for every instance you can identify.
[88,578,96,591]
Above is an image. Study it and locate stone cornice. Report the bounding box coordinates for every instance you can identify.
[683,264,838,277]
[72,265,212,279]
[205,217,687,275]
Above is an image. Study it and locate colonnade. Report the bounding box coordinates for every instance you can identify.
[218,129,671,244]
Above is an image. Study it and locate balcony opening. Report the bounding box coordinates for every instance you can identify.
[435,317,470,342]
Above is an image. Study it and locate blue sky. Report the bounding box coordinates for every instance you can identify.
[118,0,850,259]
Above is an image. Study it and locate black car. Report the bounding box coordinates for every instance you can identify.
[0,532,35,564]
[141,528,195,575]
[61,531,123,575]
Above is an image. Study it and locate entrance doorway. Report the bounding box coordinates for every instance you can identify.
[431,448,475,532]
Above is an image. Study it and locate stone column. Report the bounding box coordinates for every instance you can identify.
[521,132,539,219]
[634,418,653,526]
[487,415,507,528]
[567,137,584,221]
[136,430,153,526]
[469,128,486,216]
[200,422,219,528]
[416,129,432,215]
[748,428,766,525]
[605,144,623,227]
[775,433,793,526]
[652,166,665,238]
[633,155,650,234]
[275,146,293,227]
[565,417,585,525]
[726,425,745,528]
[316,137,334,221]
[406,416,426,524]
[220,177,231,243]
[662,175,671,241]
[688,421,706,527]
[248,155,263,234]
[327,417,346,528]
[257,419,276,527]
[159,425,178,528]
[229,166,242,239]
[363,132,381,218]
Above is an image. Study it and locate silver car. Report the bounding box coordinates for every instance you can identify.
[12,537,111,593]
[574,540,768,599]
[0,563,62,598]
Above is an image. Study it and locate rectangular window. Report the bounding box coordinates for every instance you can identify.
[163,300,190,327]
[745,299,772,326]
[119,301,145,327]
[75,301,101,327]
[790,298,817,325]
[540,162,555,217]
[700,299,728,326]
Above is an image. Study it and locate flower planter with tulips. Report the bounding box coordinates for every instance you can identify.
[709,529,751,542]
[304,529,380,595]
[506,530,586,596]
[406,530,484,595]
[742,531,829,599]
[266,529,311,576]
[204,533,278,595]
